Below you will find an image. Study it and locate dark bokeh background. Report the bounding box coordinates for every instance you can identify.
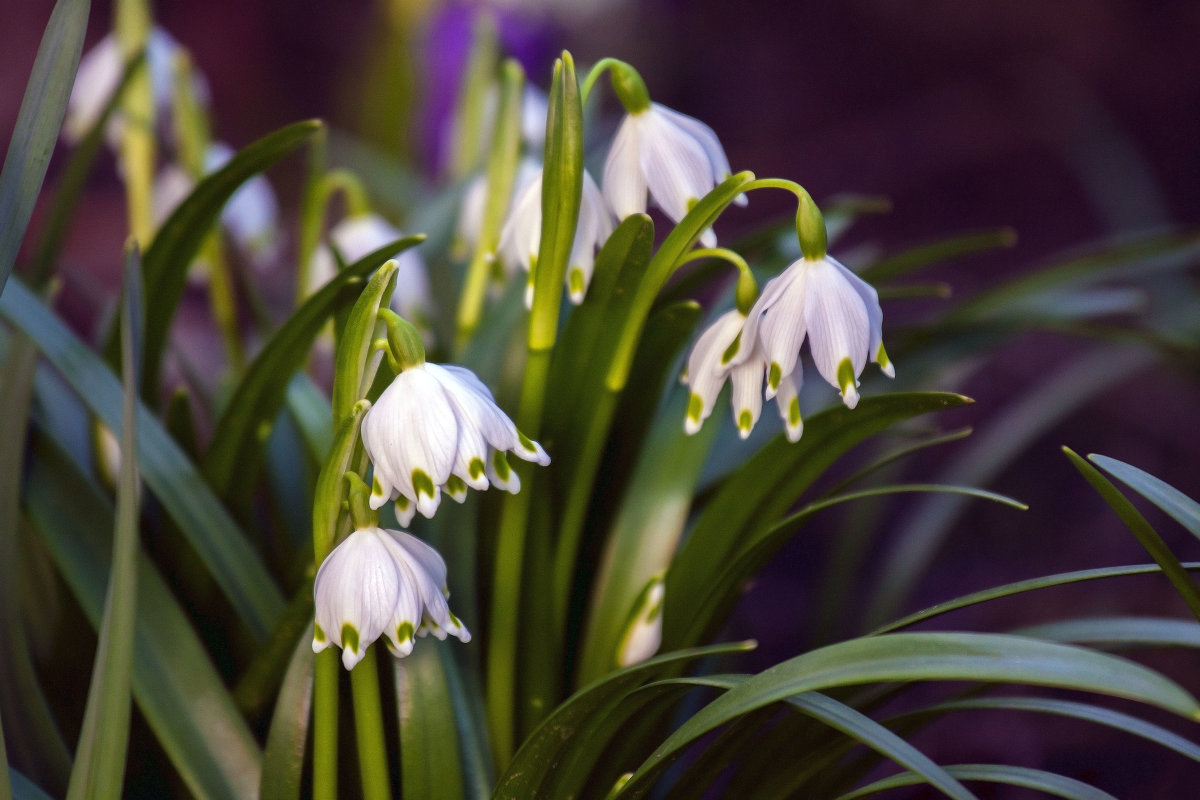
[5,0,1200,796]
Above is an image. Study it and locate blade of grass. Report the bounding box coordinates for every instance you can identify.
[0,0,89,295]
[396,643,465,800]
[260,626,315,800]
[837,764,1116,800]
[1065,447,1200,622]
[1090,454,1200,541]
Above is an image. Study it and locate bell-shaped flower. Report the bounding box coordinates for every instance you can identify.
[734,255,892,410]
[64,27,207,148]
[497,166,614,306]
[361,362,550,525]
[312,525,469,670]
[683,309,804,442]
[602,102,743,248]
[456,157,540,258]
[309,213,432,323]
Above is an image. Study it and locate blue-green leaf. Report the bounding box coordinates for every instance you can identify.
[0,0,89,295]
[395,642,465,800]
[259,628,314,800]
[837,764,1117,800]
[2,278,285,638]
[1091,454,1200,541]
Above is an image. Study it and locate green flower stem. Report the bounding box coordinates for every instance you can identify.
[312,650,339,800]
[345,472,379,531]
[579,57,649,113]
[448,14,498,179]
[741,177,827,259]
[115,0,155,246]
[486,347,551,768]
[323,169,372,218]
[579,57,624,106]
[350,651,392,800]
[676,247,758,314]
[455,60,524,350]
[296,127,328,306]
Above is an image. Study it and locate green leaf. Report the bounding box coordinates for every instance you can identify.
[130,119,322,396]
[665,392,972,650]
[493,642,754,799]
[837,764,1117,800]
[2,278,285,638]
[259,627,314,800]
[395,643,465,800]
[620,633,1200,797]
[312,400,370,562]
[67,245,143,800]
[1016,616,1200,649]
[858,228,1016,284]
[1090,454,1200,541]
[528,51,582,351]
[1065,446,1200,622]
[203,237,422,497]
[908,696,1200,766]
[332,260,398,423]
[873,562,1200,636]
[26,435,262,799]
[0,0,89,295]
[9,768,54,800]
[671,678,978,800]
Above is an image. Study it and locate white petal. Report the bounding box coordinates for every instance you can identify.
[456,174,489,252]
[829,256,891,377]
[651,103,733,187]
[729,361,764,439]
[152,164,194,227]
[756,267,810,399]
[639,108,714,225]
[803,258,871,401]
[65,34,122,144]
[486,449,521,493]
[497,168,544,276]
[774,370,804,442]
[330,214,402,261]
[430,364,550,465]
[731,264,793,367]
[391,249,433,322]
[602,114,648,219]
[682,310,745,434]
[313,529,402,669]
[521,85,549,149]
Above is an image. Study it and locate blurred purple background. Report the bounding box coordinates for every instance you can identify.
[5,0,1200,796]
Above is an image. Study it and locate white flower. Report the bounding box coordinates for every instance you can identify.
[683,309,803,442]
[312,526,469,670]
[602,102,743,248]
[497,167,614,306]
[309,213,431,322]
[64,27,206,148]
[361,362,550,525]
[734,255,892,410]
[617,575,665,667]
[456,157,540,256]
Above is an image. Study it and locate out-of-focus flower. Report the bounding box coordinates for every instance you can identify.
[312,525,469,670]
[497,166,614,305]
[456,157,540,257]
[361,362,549,525]
[683,309,803,442]
[64,27,207,147]
[616,574,665,667]
[309,213,431,323]
[151,142,280,267]
[602,102,742,248]
[734,255,892,410]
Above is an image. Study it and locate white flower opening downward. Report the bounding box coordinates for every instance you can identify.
[361,362,550,525]
[312,524,470,670]
[602,101,744,248]
[735,254,893,411]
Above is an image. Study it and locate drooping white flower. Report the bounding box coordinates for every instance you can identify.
[602,102,743,248]
[309,213,431,323]
[497,166,614,305]
[683,309,804,442]
[312,525,469,670]
[361,362,549,525]
[64,27,206,147]
[617,574,665,667]
[734,255,892,410]
[456,157,540,257]
[150,142,280,268]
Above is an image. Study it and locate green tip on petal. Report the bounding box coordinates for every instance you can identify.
[341,623,360,655]
[395,621,414,646]
[836,357,856,394]
[313,623,326,643]
[686,392,703,424]
[395,495,411,512]
[720,331,743,365]
[788,397,802,427]
[412,469,436,500]
[492,450,512,480]
[738,409,753,437]
[518,431,536,451]
[445,475,467,500]
[468,457,486,480]
[876,343,895,378]
[768,362,782,391]
[568,267,585,299]
[371,474,386,502]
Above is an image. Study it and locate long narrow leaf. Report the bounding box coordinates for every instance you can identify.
[1091,454,1200,541]
[837,764,1117,800]
[1016,616,1200,649]
[3,278,286,638]
[1065,447,1200,622]
[26,436,262,799]
[259,627,315,800]
[129,119,322,396]
[619,632,1200,797]
[0,0,89,294]
[396,643,465,800]
[67,244,143,799]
